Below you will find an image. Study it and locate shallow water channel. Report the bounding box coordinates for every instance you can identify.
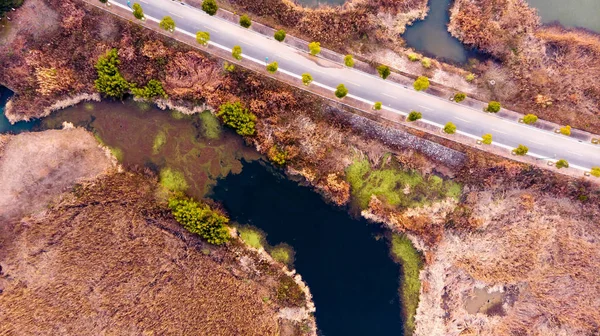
[0,87,39,134]
[6,100,407,335]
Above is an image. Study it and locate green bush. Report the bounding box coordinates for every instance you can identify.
[217,101,256,136]
[513,144,529,155]
[232,45,242,60]
[465,73,475,82]
[591,167,600,177]
[344,54,355,67]
[301,73,313,86]
[407,111,422,122]
[94,49,130,99]
[131,79,167,99]
[274,29,286,42]
[486,101,501,113]
[377,65,391,80]
[268,146,287,165]
[555,159,569,169]
[523,114,538,124]
[159,16,175,31]
[201,0,218,15]
[266,61,278,73]
[335,84,348,98]
[168,197,230,245]
[559,125,571,136]
[407,53,420,62]
[223,62,235,72]
[132,3,144,19]
[413,76,429,91]
[373,101,382,110]
[421,58,431,69]
[481,133,492,145]
[196,31,210,46]
[443,122,456,134]
[454,92,466,102]
[239,14,251,28]
[308,41,321,56]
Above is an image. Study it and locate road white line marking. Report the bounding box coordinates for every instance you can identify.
[347,81,361,87]
[492,129,508,135]
[239,40,254,46]
[168,12,183,18]
[454,117,471,123]
[138,0,148,3]
[418,105,433,111]
[203,26,219,33]
[568,151,584,157]
[382,93,396,99]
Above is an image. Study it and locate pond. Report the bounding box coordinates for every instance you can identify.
[0,86,39,134]
[402,0,479,64]
[526,0,600,32]
[211,161,404,336]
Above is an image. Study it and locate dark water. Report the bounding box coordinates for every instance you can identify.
[211,161,404,336]
[526,0,600,32]
[402,0,481,64]
[0,86,39,134]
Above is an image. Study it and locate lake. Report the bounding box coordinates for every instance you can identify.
[527,0,600,32]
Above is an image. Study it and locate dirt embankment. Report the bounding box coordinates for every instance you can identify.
[449,0,600,133]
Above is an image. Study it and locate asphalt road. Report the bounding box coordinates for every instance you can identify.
[112,0,600,171]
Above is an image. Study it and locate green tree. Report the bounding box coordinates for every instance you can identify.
[407,53,420,62]
[481,133,492,145]
[486,101,501,113]
[266,61,278,73]
[335,84,348,98]
[308,41,321,56]
[421,58,431,69]
[131,79,167,99]
[377,65,391,80]
[201,0,218,15]
[196,31,210,46]
[454,92,466,102]
[268,146,287,165]
[232,45,242,60]
[513,144,529,155]
[373,102,382,110]
[413,76,430,91]
[443,122,456,134]
[132,3,144,19]
[591,167,600,177]
[169,197,230,245]
[344,54,355,67]
[523,114,538,124]
[94,49,130,99]
[160,16,175,31]
[407,111,422,122]
[302,73,313,86]
[217,101,256,136]
[239,14,251,28]
[555,159,569,169]
[274,29,286,42]
[559,125,571,136]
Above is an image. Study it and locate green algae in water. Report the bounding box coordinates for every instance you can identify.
[198,110,221,140]
[269,243,295,266]
[160,167,189,192]
[152,130,167,154]
[238,225,265,249]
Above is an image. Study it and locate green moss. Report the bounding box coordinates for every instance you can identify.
[152,130,167,154]
[270,244,294,265]
[109,147,124,162]
[160,167,189,192]
[275,275,306,307]
[238,226,264,249]
[390,234,423,335]
[198,110,222,139]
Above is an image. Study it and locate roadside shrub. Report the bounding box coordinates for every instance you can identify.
[232,45,242,60]
[555,159,569,169]
[266,61,278,73]
[454,92,466,102]
[168,197,230,245]
[443,122,456,134]
[274,29,286,42]
[413,76,429,91]
[407,53,420,62]
[99,0,108,3]
[239,14,251,28]
[201,0,218,15]
[523,114,538,124]
[132,3,144,19]
[301,73,313,86]
[131,79,167,99]
[377,65,391,80]
[486,101,501,113]
[223,62,235,72]
[407,111,422,122]
[591,167,600,177]
[465,73,475,82]
[559,125,571,136]
[159,16,175,31]
[344,54,355,67]
[335,84,348,98]
[481,133,492,145]
[513,144,529,155]
[196,31,210,46]
[421,58,431,69]
[217,102,256,136]
[159,167,188,192]
[94,49,130,99]
[268,146,287,165]
[373,101,382,110]
[308,41,321,56]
